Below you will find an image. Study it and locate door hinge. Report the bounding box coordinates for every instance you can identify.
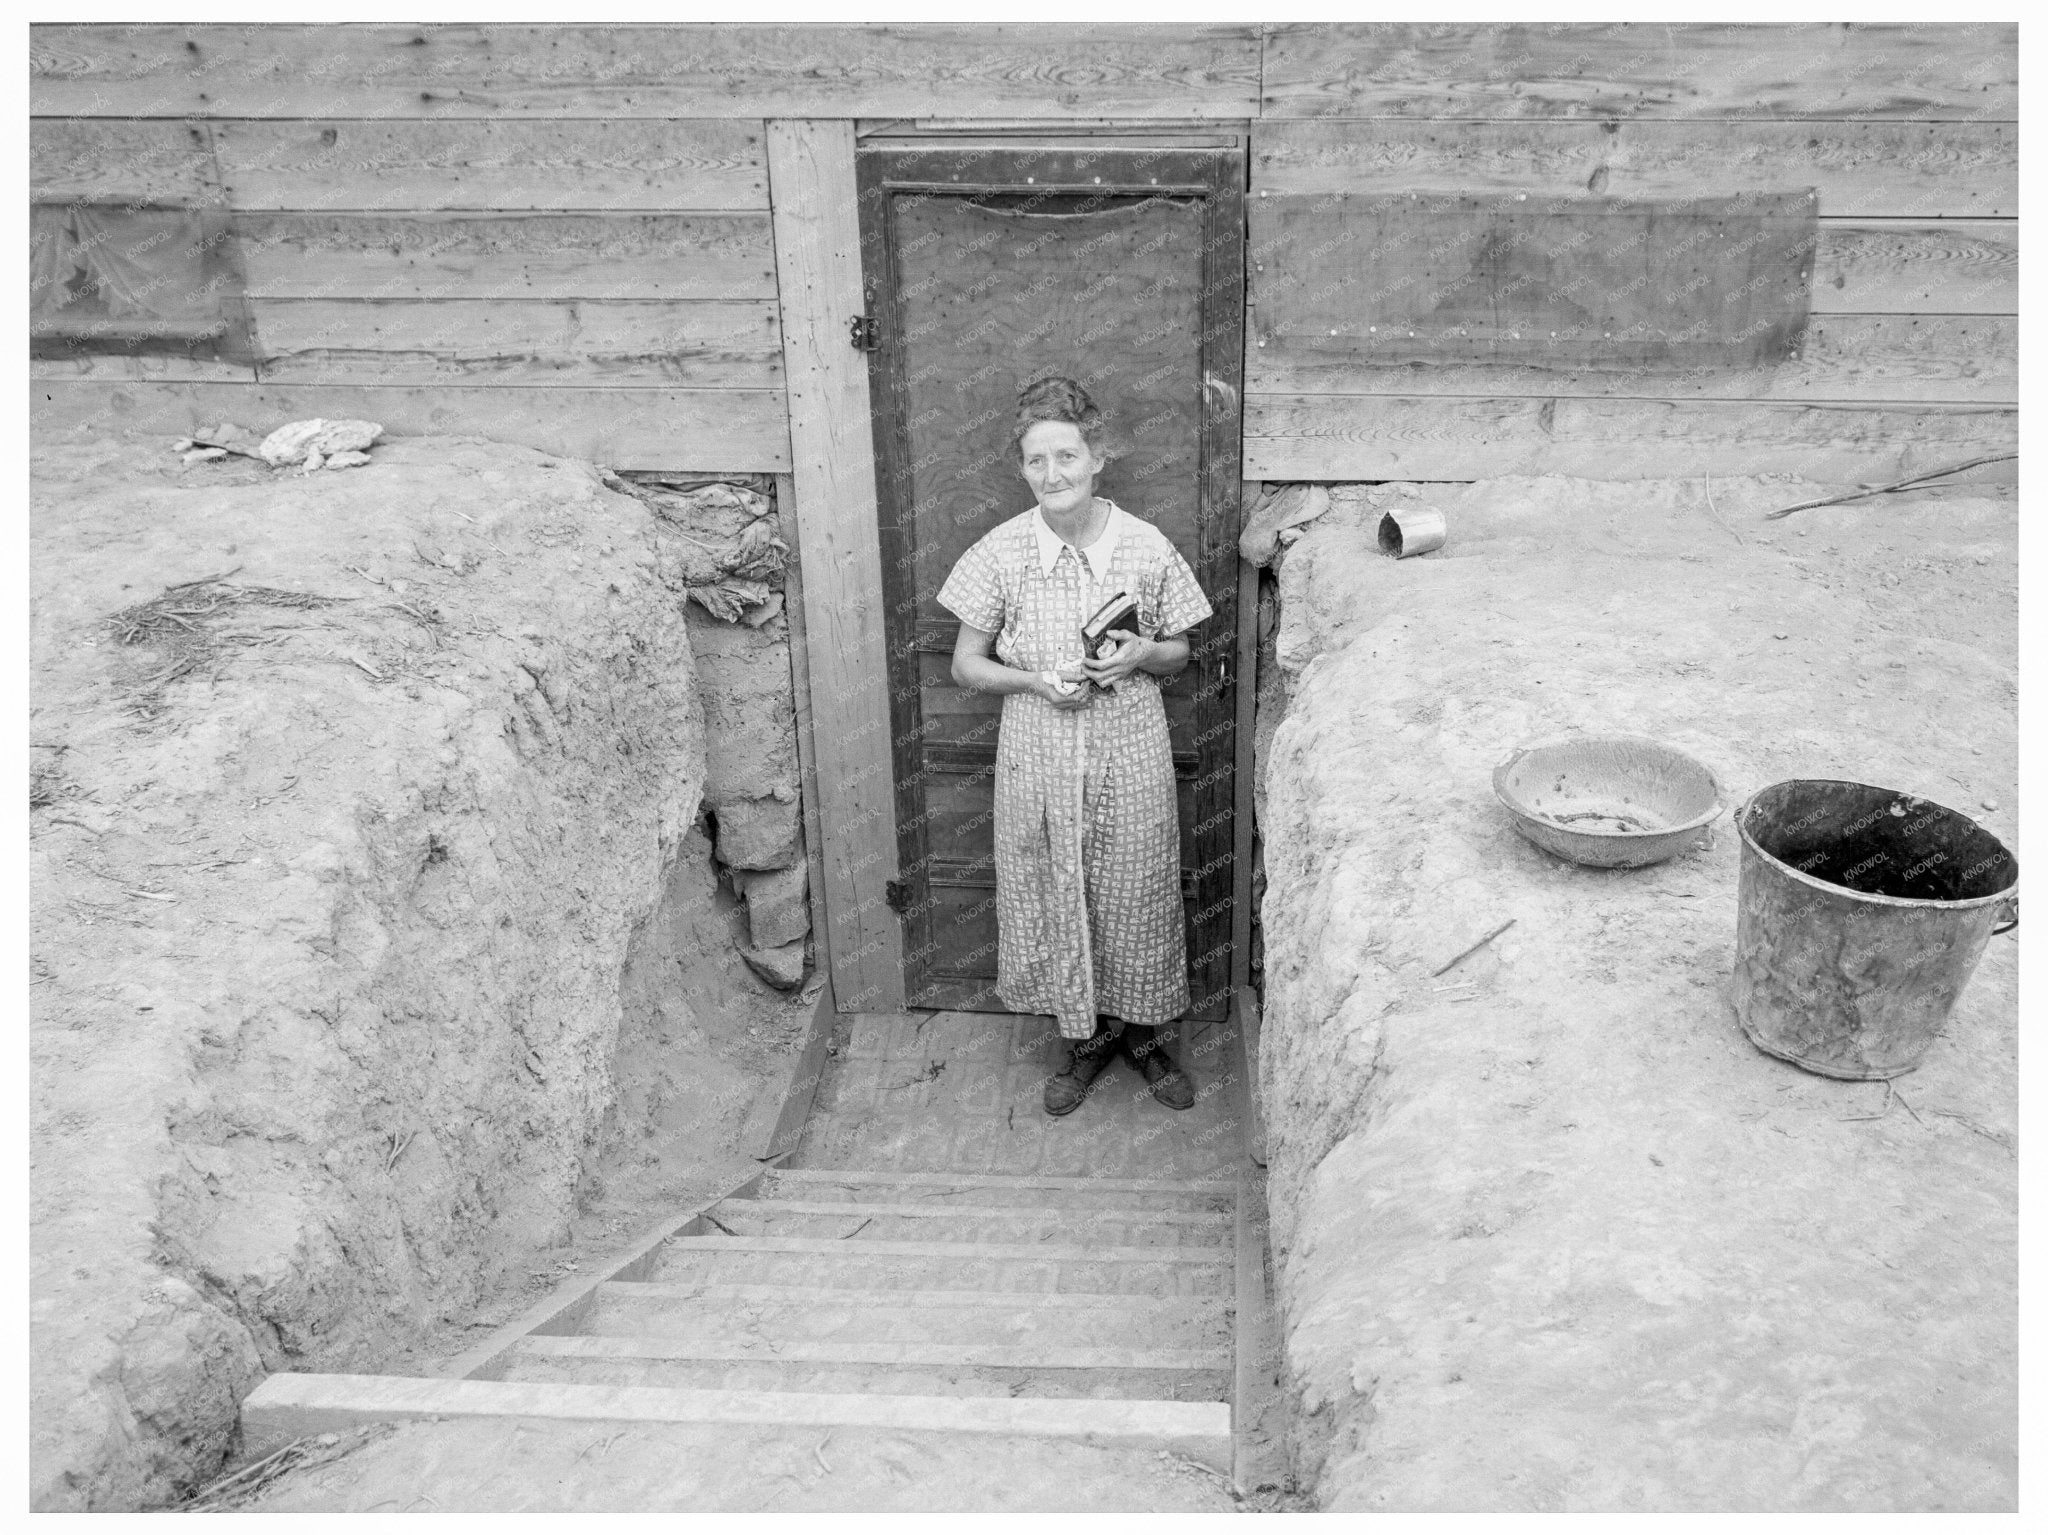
[884,878,910,913]
[850,314,881,352]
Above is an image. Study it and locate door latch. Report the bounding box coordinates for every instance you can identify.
[850,314,881,352]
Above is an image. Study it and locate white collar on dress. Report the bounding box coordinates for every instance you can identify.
[1032,499,1122,579]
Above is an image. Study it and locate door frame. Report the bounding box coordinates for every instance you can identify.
[853,143,1248,1019]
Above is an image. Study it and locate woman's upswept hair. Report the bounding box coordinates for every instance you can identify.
[1011,375,1108,461]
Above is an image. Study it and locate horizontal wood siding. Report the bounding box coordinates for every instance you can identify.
[30,356,254,384]
[30,115,789,470]
[1244,396,2017,483]
[1260,22,2017,120]
[1251,121,2017,217]
[29,24,1263,119]
[1247,56,2016,481]
[211,120,770,210]
[247,299,783,387]
[26,21,2021,488]
[29,117,223,205]
[1809,222,2017,316]
[231,214,777,301]
[32,381,788,468]
[1248,315,2016,405]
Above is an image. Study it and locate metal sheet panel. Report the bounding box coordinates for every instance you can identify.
[1251,191,1818,370]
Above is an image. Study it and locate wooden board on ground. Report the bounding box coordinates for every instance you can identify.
[1259,21,2017,120]
[437,1162,775,1383]
[233,213,777,302]
[32,380,791,472]
[1233,985,1266,1167]
[768,119,904,1014]
[239,1373,1234,1465]
[1229,1161,1290,1495]
[1250,121,2017,219]
[742,982,838,1161]
[1244,394,2018,484]
[1229,565,1259,996]
[30,23,1263,120]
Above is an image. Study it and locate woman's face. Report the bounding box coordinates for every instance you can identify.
[1018,420,1103,518]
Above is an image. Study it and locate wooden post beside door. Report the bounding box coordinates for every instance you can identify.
[767,119,906,1013]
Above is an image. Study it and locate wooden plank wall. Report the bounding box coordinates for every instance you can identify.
[1244,22,2019,482]
[28,24,1265,120]
[31,21,2014,481]
[30,116,790,468]
[29,24,1259,467]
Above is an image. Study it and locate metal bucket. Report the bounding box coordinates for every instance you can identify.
[1731,779,2018,1079]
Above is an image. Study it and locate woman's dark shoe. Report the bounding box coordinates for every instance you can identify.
[1120,1023,1196,1111]
[1043,1022,1122,1116]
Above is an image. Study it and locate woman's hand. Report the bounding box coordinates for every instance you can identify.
[1036,663,1092,710]
[1081,630,1153,690]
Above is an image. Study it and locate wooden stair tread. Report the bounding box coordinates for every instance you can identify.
[664,1234,1230,1264]
[241,1372,1232,1466]
[600,1280,1230,1311]
[769,1168,1235,1194]
[720,1197,1233,1227]
[512,1334,1231,1371]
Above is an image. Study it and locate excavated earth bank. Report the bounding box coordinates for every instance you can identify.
[1255,476,2017,1511]
[28,431,800,1509]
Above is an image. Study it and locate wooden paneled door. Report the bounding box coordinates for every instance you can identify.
[856,145,1245,1021]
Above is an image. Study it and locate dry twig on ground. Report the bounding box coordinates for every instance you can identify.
[179,1424,396,1512]
[1761,453,2017,521]
[107,577,354,709]
[1432,919,1516,977]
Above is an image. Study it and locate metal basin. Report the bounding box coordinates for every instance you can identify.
[1493,734,1725,869]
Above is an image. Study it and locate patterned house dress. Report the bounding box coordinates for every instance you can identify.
[936,501,1213,1040]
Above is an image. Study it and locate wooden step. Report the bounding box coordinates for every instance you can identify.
[590,1282,1232,1349]
[512,1333,1232,1372]
[762,1167,1235,1211]
[602,1280,1231,1310]
[706,1197,1232,1247]
[497,1358,1228,1402]
[648,1235,1232,1297]
[661,1234,1232,1266]
[499,1336,1230,1401]
[240,1373,1233,1468]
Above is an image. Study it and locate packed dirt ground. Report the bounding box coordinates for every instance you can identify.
[1254,474,2017,1510]
[29,429,812,1509]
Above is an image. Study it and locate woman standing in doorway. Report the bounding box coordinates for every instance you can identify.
[937,376,1213,1116]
